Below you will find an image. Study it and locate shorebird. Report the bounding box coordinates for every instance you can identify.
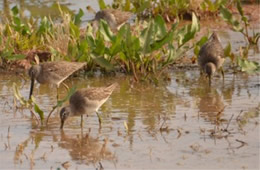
[198,32,225,86]
[59,83,118,129]
[28,61,85,99]
[87,6,134,32]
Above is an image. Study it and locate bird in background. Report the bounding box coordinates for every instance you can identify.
[198,32,225,86]
[59,82,118,129]
[28,61,85,100]
[86,5,135,32]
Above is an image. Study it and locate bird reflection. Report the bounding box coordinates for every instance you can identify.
[198,87,225,123]
[58,130,117,166]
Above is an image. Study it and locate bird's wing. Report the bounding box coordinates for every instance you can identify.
[110,10,133,25]
[41,61,85,85]
[80,83,117,101]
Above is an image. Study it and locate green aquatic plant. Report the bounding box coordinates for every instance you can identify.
[46,86,77,125]
[87,13,199,81]
[220,0,260,45]
[224,43,260,73]
[13,83,44,125]
[1,4,200,82]
[201,0,229,15]
[105,0,191,21]
[12,83,77,126]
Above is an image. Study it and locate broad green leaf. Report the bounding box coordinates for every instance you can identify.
[142,20,154,54]
[236,0,244,17]
[11,6,19,16]
[191,13,199,33]
[238,58,260,73]
[13,83,27,105]
[56,86,77,107]
[34,104,44,123]
[110,33,123,56]
[98,0,107,10]
[154,15,167,38]
[93,39,105,56]
[220,6,242,31]
[150,32,173,51]
[136,1,150,13]
[99,20,114,41]
[220,6,232,21]
[224,42,231,57]
[7,54,26,60]
[69,22,80,38]
[124,0,131,11]
[13,17,22,27]
[194,35,208,56]
[74,9,84,26]
[196,36,208,46]
[92,56,114,71]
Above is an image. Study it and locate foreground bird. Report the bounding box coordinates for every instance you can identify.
[198,32,225,86]
[28,61,85,99]
[87,6,134,32]
[59,83,118,129]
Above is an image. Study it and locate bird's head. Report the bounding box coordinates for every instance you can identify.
[60,106,71,129]
[205,62,216,86]
[28,65,41,80]
[28,65,41,99]
[209,32,220,42]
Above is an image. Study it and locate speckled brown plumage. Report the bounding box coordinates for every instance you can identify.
[28,61,85,99]
[92,9,134,31]
[198,32,225,85]
[60,83,118,129]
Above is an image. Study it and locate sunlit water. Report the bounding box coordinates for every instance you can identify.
[0,0,259,169]
[0,64,259,169]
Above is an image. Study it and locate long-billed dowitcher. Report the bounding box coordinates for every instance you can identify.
[59,83,118,129]
[198,32,225,85]
[28,61,85,99]
[87,6,134,32]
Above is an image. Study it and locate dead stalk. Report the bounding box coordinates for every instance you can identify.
[46,106,57,125]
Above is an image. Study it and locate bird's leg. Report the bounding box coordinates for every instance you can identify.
[208,74,212,87]
[62,82,69,92]
[56,87,59,101]
[80,115,84,128]
[96,112,102,125]
[220,67,225,81]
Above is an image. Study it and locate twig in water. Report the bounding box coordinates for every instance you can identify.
[7,126,11,138]
[46,106,57,125]
[236,110,243,121]
[235,139,248,149]
[225,114,234,131]
[29,109,40,126]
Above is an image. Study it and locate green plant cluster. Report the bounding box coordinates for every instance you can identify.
[107,0,230,20]
[0,4,200,82]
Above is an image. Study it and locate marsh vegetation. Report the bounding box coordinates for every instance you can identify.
[0,0,259,169]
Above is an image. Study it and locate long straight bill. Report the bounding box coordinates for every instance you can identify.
[208,75,211,87]
[29,78,35,99]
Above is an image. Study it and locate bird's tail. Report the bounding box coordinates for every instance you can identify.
[106,82,119,92]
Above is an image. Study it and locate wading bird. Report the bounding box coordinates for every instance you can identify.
[87,6,134,32]
[59,83,118,129]
[198,32,225,86]
[28,61,85,99]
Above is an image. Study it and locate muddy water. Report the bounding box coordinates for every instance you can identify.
[0,58,259,169]
[0,1,259,168]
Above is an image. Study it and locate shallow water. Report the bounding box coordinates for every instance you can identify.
[0,62,259,169]
[0,1,259,169]
[0,0,113,23]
